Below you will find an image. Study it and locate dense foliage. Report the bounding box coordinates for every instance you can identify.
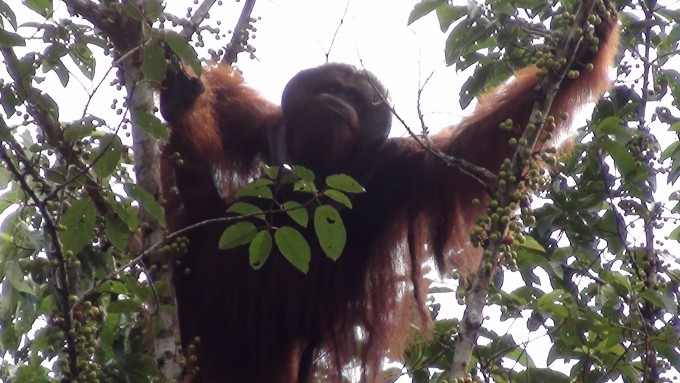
[0,0,678,382]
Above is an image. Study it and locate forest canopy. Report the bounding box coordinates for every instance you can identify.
[0,0,679,382]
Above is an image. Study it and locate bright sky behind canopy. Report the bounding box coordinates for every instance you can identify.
[165,0,465,137]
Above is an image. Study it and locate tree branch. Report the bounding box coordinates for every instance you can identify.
[0,47,111,215]
[0,123,80,379]
[222,0,257,65]
[61,1,184,380]
[180,0,218,40]
[450,0,603,377]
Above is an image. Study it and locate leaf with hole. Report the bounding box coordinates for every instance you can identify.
[249,230,272,269]
[314,205,346,261]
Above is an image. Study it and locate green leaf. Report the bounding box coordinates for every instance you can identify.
[0,162,10,189]
[517,236,545,253]
[109,197,139,231]
[142,41,166,84]
[656,341,680,372]
[283,201,308,227]
[314,205,346,261]
[127,184,166,227]
[659,25,680,59]
[435,4,467,32]
[91,133,122,178]
[669,225,680,241]
[248,230,272,269]
[294,180,316,193]
[0,83,19,117]
[237,179,274,199]
[292,166,315,182]
[286,167,316,193]
[133,111,169,141]
[602,138,636,177]
[324,189,352,208]
[62,116,103,141]
[0,1,18,30]
[0,29,25,47]
[121,3,143,21]
[33,91,59,121]
[107,299,143,314]
[445,18,470,65]
[656,7,680,22]
[444,16,488,66]
[165,32,202,77]
[44,58,69,87]
[326,174,365,193]
[458,56,501,107]
[494,335,535,368]
[60,198,97,254]
[639,290,678,313]
[407,0,442,25]
[262,164,279,179]
[595,210,625,254]
[537,289,569,317]
[98,280,128,295]
[13,362,50,383]
[22,0,53,17]
[601,272,632,296]
[117,352,157,381]
[6,259,34,295]
[218,221,257,249]
[513,368,569,383]
[105,213,131,251]
[144,0,163,20]
[228,202,264,220]
[490,0,517,15]
[69,43,95,79]
[660,140,680,161]
[593,116,628,141]
[275,226,310,273]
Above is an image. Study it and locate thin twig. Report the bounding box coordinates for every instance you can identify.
[0,132,80,379]
[1,46,111,215]
[180,0,218,40]
[450,0,602,377]
[324,0,350,62]
[222,0,257,65]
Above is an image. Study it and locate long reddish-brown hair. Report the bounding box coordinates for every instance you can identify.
[160,12,619,383]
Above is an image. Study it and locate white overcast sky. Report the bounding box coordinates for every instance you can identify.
[165,0,464,137]
[6,1,465,138]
